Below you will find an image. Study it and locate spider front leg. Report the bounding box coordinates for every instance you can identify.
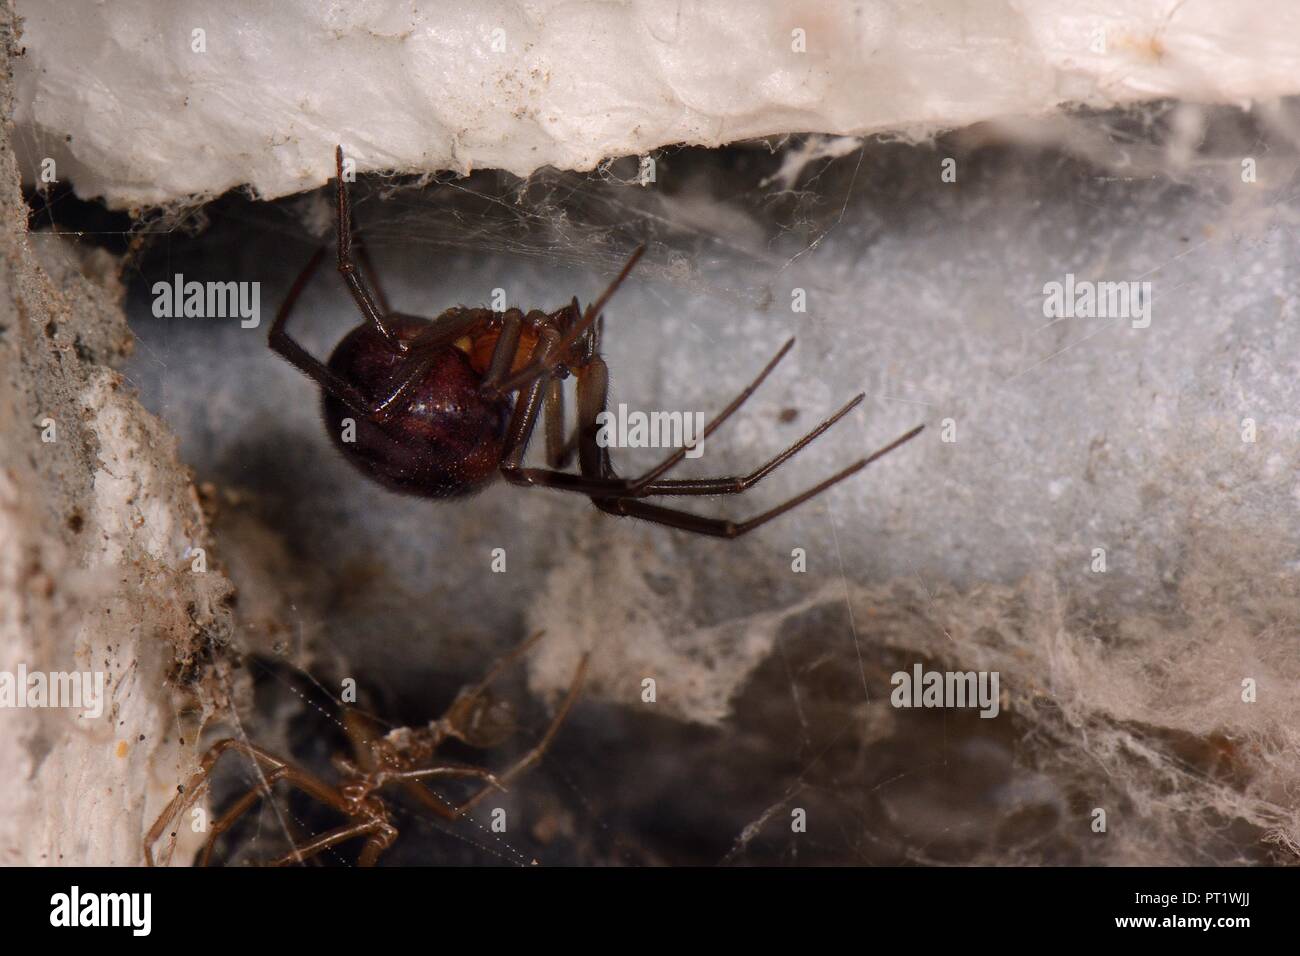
[269,145,403,395]
[268,246,377,416]
[334,145,401,351]
[272,145,492,420]
[269,246,490,421]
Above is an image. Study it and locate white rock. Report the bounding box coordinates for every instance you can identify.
[14,0,1300,207]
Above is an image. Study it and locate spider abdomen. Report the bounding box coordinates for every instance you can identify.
[322,317,511,498]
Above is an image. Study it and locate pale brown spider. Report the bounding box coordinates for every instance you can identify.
[145,633,586,866]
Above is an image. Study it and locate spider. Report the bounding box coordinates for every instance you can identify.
[268,146,922,537]
[144,633,587,867]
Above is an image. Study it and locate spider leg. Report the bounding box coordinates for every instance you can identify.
[631,412,921,497]
[479,310,523,391]
[268,247,382,418]
[591,458,882,537]
[264,819,392,868]
[487,246,644,396]
[454,653,589,817]
[540,299,588,467]
[586,303,603,359]
[507,334,808,494]
[363,308,510,421]
[498,336,916,496]
[146,737,363,867]
[334,145,401,351]
[493,347,628,492]
[474,268,917,537]
[506,409,919,500]
[394,768,504,822]
[271,150,497,418]
[435,629,548,747]
[145,738,289,865]
[544,377,567,467]
[578,366,911,537]
[353,237,391,315]
[499,339,923,535]
[199,757,388,867]
[357,829,398,868]
[145,790,199,866]
[608,337,879,499]
[496,343,600,488]
[521,303,590,471]
[154,743,384,868]
[272,282,486,422]
[198,772,290,867]
[487,294,595,473]
[550,300,596,468]
[499,327,563,470]
[480,303,572,398]
[623,337,796,493]
[381,644,584,824]
[459,629,547,699]
[382,766,504,787]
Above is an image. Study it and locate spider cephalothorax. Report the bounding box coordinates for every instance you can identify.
[269,146,922,536]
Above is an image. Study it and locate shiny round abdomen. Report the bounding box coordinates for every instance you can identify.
[321,318,511,498]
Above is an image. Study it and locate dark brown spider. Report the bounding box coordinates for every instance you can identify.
[144,632,586,867]
[269,146,922,537]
